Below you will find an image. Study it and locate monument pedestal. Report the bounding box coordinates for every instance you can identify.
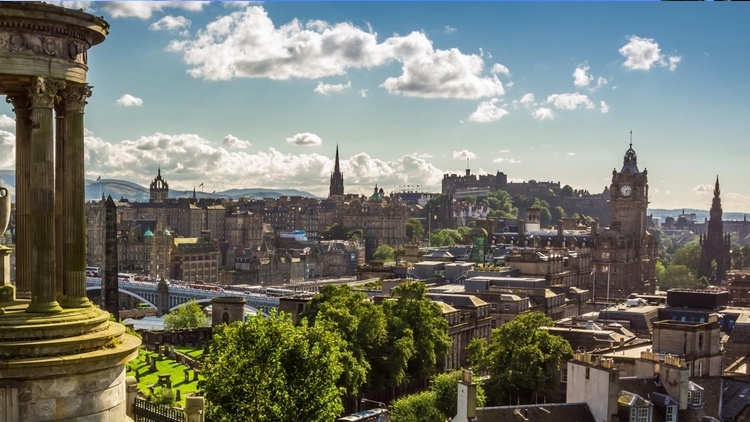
[0,246,15,306]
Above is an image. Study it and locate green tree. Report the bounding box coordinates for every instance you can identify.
[672,242,702,275]
[300,285,387,396]
[468,312,572,406]
[465,196,477,205]
[201,311,344,422]
[430,228,464,246]
[389,370,486,421]
[406,218,425,239]
[389,391,444,422]
[321,223,349,240]
[373,244,396,262]
[659,265,707,290]
[655,260,666,284]
[163,300,210,330]
[562,185,574,197]
[379,282,451,383]
[551,206,566,225]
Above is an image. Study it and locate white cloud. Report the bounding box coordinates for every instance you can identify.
[468,98,509,123]
[546,92,594,110]
[668,56,682,71]
[0,114,14,128]
[149,15,191,34]
[116,94,144,107]
[532,107,555,120]
[444,25,457,34]
[493,157,521,164]
[619,35,681,71]
[223,134,252,149]
[169,7,503,99]
[595,77,608,89]
[600,100,610,114]
[573,65,592,87]
[286,132,322,147]
[693,184,714,195]
[567,152,575,156]
[101,1,209,19]
[314,81,352,96]
[453,150,476,160]
[359,89,368,98]
[519,93,535,105]
[491,63,510,76]
[0,130,15,169]
[47,1,95,12]
[498,149,510,153]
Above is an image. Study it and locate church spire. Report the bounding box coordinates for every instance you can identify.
[329,144,344,197]
[714,175,720,198]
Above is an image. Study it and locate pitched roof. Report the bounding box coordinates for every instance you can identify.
[475,403,596,422]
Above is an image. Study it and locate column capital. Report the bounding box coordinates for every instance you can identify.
[60,83,92,113]
[27,76,65,108]
[6,94,31,115]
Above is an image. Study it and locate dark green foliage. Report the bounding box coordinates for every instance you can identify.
[300,285,387,396]
[389,370,486,421]
[406,218,425,239]
[321,223,349,240]
[201,310,344,422]
[468,313,572,406]
[658,265,707,290]
[373,244,396,262]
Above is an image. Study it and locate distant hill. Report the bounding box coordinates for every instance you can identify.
[0,172,320,201]
[649,208,748,222]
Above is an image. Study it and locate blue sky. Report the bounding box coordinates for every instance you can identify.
[1,1,749,210]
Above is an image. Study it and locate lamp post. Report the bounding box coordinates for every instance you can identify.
[360,398,389,421]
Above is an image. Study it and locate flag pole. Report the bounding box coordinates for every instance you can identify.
[606,264,611,306]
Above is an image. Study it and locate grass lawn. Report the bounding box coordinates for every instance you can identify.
[174,346,204,361]
[126,347,203,408]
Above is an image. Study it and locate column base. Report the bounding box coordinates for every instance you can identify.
[26,301,63,313]
[60,296,93,309]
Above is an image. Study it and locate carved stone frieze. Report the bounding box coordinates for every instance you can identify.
[0,29,88,64]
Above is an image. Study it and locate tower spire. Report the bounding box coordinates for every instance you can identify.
[629,129,632,149]
[334,143,341,174]
[329,144,344,197]
[714,175,720,197]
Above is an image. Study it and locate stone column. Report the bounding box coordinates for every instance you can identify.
[26,76,64,314]
[6,95,32,296]
[54,99,65,300]
[59,84,93,308]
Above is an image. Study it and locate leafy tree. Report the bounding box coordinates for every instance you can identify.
[659,265,707,290]
[373,244,396,262]
[380,282,451,382]
[655,260,666,284]
[201,311,344,422]
[465,195,477,205]
[468,312,572,406]
[406,218,425,239]
[732,244,750,270]
[551,206,566,225]
[389,370,486,421]
[672,242,702,275]
[300,285,387,396]
[163,300,210,330]
[562,185,574,197]
[430,228,464,246]
[389,391,444,422]
[321,223,349,240]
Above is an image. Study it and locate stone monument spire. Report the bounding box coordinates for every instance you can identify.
[699,175,732,285]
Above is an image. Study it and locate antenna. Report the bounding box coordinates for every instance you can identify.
[629,129,633,148]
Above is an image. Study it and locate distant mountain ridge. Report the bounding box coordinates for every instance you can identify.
[0,171,321,201]
[648,208,748,222]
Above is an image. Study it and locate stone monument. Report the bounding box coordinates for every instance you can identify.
[0,186,14,302]
[0,3,140,420]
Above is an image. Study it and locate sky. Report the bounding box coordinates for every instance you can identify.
[1,1,749,211]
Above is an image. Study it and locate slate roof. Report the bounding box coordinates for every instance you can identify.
[475,403,596,422]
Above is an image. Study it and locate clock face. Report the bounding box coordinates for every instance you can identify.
[620,185,632,197]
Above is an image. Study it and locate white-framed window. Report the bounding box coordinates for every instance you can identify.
[698,360,704,377]
[504,304,511,311]
[689,390,702,407]
[665,405,677,422]
[636,407,650,422]
[560,367,568,383]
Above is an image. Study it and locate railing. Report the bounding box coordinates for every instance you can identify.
[133,397,185,422]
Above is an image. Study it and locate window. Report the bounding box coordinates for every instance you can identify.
[560,367,568,383]
[698,334,704,351]
[504,304,511,311]
[665,405,677,422]
[631,407,650,422]
[585,367,590,380]
[698,360,704,377]
[689,390,702,407]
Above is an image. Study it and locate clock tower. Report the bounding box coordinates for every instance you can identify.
[593,138,658,300]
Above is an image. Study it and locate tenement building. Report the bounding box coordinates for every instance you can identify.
[592,141,658,300]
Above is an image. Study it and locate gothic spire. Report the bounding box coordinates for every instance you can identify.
[329,144,344,197]
[714,175,720,198]
[334,144,341,174]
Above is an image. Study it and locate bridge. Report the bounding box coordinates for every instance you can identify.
[86,278,279,315]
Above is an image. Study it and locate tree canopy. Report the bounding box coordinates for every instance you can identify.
[468,312,572,406]
[658,264,708,291]
[163,300,210,330]
[671,242,702,275]
[389,370,486,422]
[405,218,425,240]
[321,223,349,240]
[201,311,344,422]
[373,244,396,262]
[300,285,387,396]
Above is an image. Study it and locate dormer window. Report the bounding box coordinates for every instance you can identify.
[665,405,677,422]
[689,390,702,407]
[630,407,651,422]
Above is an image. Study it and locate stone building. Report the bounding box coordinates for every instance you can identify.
[342,186,408,260]
[651,313,723,377]
[171,231,220,284]
[428,293,492,370]
[698,177,732,285]
[592,141,659,300]
[117,219,172,279]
